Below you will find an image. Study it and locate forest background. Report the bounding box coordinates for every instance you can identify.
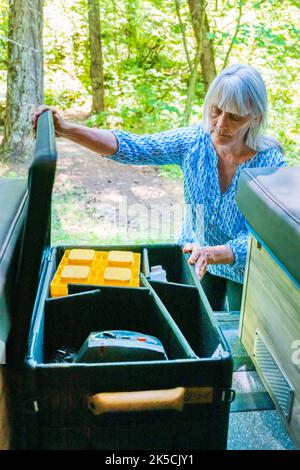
[0,0,299,244]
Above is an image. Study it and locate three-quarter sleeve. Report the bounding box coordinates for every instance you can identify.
[226,228,249,269]
[108,125,203,166]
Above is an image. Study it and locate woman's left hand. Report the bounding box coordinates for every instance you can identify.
[183,243,235,279]
[183,243,210,279]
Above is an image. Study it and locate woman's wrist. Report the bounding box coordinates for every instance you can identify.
[205,244,234,265]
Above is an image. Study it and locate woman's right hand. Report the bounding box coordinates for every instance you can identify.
[32,105,68,137]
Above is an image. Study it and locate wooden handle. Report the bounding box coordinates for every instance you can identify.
[88,386,214,415]
[88,387,185,415]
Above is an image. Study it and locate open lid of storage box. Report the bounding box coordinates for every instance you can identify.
[236,166,300,287]
[7,111,57,364]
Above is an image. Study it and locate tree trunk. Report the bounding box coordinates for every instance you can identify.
[88,0,104,114]
[188,0,217,90]
[0,0,44,163]
[182,0,206,126]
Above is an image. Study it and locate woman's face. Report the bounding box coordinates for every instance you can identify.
[209,105,254,148]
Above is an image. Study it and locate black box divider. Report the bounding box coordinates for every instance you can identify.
[142,248,150,278]
[43,283,197,364]
[68,284,147,296]
[141,275,230,358]
[143,245,215,314]
[44,289,102,362]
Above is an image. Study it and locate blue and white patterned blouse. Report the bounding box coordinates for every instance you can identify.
[108,124,286,284]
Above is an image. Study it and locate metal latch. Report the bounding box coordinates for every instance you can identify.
[24,398,40,414]
[220,388,236,403]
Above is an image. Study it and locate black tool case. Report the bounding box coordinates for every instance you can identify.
[8,112,234,450]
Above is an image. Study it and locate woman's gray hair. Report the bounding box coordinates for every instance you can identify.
[202,64,282,152]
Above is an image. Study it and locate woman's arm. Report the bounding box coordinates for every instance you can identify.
[60,123,118,156]
[32,105,118,156]
[32,105,202,165]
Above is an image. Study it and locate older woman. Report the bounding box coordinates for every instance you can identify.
[33,63,286,311]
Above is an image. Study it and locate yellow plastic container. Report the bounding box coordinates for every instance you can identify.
[50,249,141,297]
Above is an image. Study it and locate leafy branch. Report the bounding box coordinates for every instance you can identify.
[222,0,244,70]
[174,0,192,73]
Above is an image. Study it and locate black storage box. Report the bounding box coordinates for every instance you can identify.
[8,112,234,450]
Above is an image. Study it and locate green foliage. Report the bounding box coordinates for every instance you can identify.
[159,164,183,180]
[45,88,87,110]
[86,111,109,127]
[208,0,300,165]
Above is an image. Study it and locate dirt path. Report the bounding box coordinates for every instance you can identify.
[53,136,184,244]
[58,109,183,203]
[56,136,183,207]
